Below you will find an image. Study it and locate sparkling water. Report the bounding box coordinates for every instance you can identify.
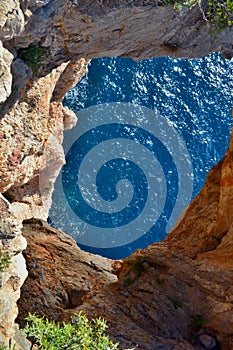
[48,53,233,259]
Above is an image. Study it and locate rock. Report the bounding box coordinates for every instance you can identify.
[0,41,13,103]
[12,324,31,350]
[29,0,52,11]
[16,219,117,326]
[199,334,216,349]
[0,0,25,40]
[0,211,27,347]
[51,59,90,102]
[9,1,233,73]
[0,58,89,347]
[62,106,78,130]
[220,43,233,60]
[11,58,31,91]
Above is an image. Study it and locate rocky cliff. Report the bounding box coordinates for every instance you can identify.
[0,1,233,349]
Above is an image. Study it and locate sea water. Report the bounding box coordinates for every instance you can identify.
[49,53,233,259]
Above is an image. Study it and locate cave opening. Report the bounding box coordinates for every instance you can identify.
[49,52,233,259]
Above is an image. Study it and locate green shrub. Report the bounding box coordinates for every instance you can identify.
[161,0,233,31]
[123,276,134,286]
[190,314,206,330]
[178,0,233,31]
[18,45,49,74]
[172,299,182,309]
[24,312,119,350]
[124,258,145,276]
[206,0,233,31]
[0,250,10,272]
[154,277,165,286]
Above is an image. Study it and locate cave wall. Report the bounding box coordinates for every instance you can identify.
[0,0,233,349]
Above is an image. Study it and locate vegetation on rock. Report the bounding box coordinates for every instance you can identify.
[170,0,233,30]
[18,45,49,75]
[190,314,207,330]
[124,0,233,30]
[0,250,10,272]
[206,0,233,30]
[24,312,119,350]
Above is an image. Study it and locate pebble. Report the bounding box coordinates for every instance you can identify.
[199,334,216,349]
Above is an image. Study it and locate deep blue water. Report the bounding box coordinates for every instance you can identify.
[49,53,233,259]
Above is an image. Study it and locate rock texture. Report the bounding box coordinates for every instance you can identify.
[17,219,117,325]
[0,204,28,348]
[0,41,13,103]
[9,0,233,68]
[0,0,233,349]
[0,36,88,347]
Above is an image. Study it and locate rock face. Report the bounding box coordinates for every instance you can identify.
[0,33,88,347]
[0,41,13,103]
[9,0,233,68]
[17,219,117,325]
[0,0,233,349]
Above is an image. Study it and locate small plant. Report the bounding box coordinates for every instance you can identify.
[190,314,206,330]
[158,0,233,31]
[206,0,233,31]
[154,277,165,286]
[172,299,182,309]
[124,258,144,276]
[24,312,119,350]
[0,345,15,350]
[18,45,49,74]
[45,182,53,193]
[123,277,134,286]
[0,250,10,272]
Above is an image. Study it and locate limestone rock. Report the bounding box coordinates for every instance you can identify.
[0,210,28,347]
[0,0,25,40]
[0,58,89,347]
[0,41,13,103]
[7,1,232,74]
[220,43,233,60]
[199,334,216,349]
[62,106,78,130]
[17,219,117,326]
[29,0,52,11]
[51,59,90,102]
[11,58,31,91]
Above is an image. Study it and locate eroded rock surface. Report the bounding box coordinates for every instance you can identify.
[0,48,88,347]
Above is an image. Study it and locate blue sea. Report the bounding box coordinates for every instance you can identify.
[49,53,233,259]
